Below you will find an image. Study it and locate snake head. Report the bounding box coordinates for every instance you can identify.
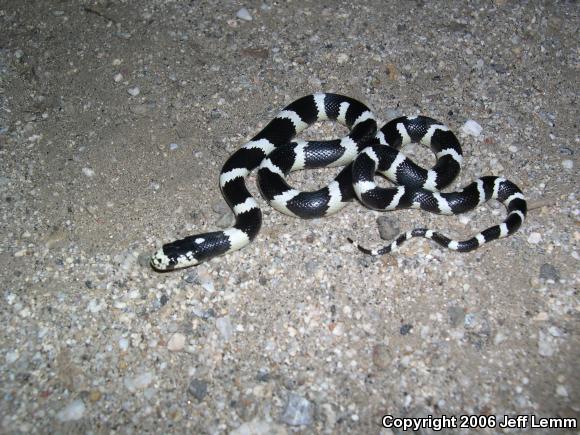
[151,231,230,272]
[150,237,202,271]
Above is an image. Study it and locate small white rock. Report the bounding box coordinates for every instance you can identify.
[230,419,286,435]
[538,331,556,357]
[167,333,186,351]
[87,299,103,313]
[236,7,252,21]
[113,73,123,82]
[461,120,483,137]
[556,385,568,397]
[337,53,349,64]
[6,350,19,364]
[82,167,95,177]
[548,326,563,337]
[119,337,129,351]
[562,159,573,169]
[169,143,179,151]
[459,215,471,225]
[527,232,542,244]
[201,280,215,293]
[332,322,344,336]
[112,58,122,66]
[127,86,140,96]
[124,371,153,392]
[508,145,518,152]
[494,331,507,345]
[56,400,86,422]
[216,316,233,341]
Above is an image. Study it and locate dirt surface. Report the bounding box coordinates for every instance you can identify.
[0,0,578,433]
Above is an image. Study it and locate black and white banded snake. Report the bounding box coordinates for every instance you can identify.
[151,93,526,271]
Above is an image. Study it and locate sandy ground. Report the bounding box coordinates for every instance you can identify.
[0,0,578,433]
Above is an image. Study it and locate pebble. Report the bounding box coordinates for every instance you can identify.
[216,316,233,341]
[167,333,186,351]
[130,104,148,115]
[527,232,542,244]
[538,331,557,357]
[119,337,129,351]
[236,7,252,21]
[448,306,465,327]
[124,371,154,392]
[169,143,179,151]
[230,419,287,435]
[548,326,563,337]
[561,159,573,169]
[376,216,400,240]
[88,390,102,402]
[127,86,140,96]
[494,331,507,345]
[280,393,314,426]
[400,324,413,335]
[307,76,322,88]
[556,385,568,397]
[533,312,549,322]
[539,263,560,281]
[113,73,123,82]
[256,368,270,382]
[82,167,95,177]
[537,111,555,126]
[464,312,491,347]
[187,378,208,401]
[56,399,86,422]
[183,270,199,284]
[197,268,215,292]
[44,228,67,249]
[372,344,391,369]
[6,350,19,364]
[461,120,483,137]
[137,252,151,267]
[201,279,215,293]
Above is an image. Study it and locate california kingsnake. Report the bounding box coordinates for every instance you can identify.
[151,93,526,271]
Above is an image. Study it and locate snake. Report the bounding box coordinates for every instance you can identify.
[150,93,526,271]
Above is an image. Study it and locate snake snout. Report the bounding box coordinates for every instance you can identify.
[150,248,176,271]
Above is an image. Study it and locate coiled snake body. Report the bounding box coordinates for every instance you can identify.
[151,93,526,271]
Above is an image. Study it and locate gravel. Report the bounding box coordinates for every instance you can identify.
[0,0,577,433]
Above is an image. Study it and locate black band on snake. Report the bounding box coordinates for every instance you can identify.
[151,93,526,271]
